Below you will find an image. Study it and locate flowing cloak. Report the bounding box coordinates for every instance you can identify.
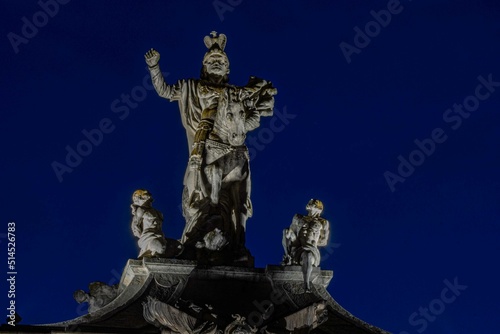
[156,79,206,153]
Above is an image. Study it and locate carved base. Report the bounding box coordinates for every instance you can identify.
[41,260,388,334]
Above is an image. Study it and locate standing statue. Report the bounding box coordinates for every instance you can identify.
[145,32,277,264]
[131,189,182,259]
[282,199,330,292]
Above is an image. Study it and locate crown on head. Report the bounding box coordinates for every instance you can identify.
[204,31,227,51]
[307,198,324,211]
[203,31,229,64]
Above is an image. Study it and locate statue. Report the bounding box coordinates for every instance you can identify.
[73,282,118,313]
[224,314,257,334]
[282,199,330,292]
[143,296,219,334]
[131,189,182,259]
[145,32,277,264]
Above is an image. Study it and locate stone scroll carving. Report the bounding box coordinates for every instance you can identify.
[143,296,219,334]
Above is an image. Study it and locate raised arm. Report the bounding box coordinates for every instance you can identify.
[145,48,179,100]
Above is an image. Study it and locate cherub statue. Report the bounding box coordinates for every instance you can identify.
[282,199,330,292]
[73,282,118,313]
[131,189,182,258]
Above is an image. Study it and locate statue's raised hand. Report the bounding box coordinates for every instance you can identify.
[145,48,160,67]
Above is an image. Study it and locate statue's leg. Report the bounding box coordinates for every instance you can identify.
[284,230,290,251]
[301,252,314,292]
[182,169,192,219]
[149,237,167,257]
[282,229,291,265]
[209,162,223,205]
[245,161,252,217]
[228,181,241,248]
[236,161,251,250]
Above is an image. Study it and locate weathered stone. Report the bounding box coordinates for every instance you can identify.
[42,259,388,333]
[145,32,277,265]
[73,282,118,313]
[282,199,330,292]
[131,189,183,259]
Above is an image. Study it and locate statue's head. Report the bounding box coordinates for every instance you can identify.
[73,289,89,303]
[132,189,153,205]
[306,199,324,216]
[201,31,230,83]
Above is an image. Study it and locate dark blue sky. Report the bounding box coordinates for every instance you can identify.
[1,1,500,333]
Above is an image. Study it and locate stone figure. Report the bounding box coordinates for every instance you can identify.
[131,189,182,259]
[143,296,219,334]
[282,199,330,292]
[195,228,228,251]
[73,282,118,313]
[145,32,277,264]
[224,314,257,334]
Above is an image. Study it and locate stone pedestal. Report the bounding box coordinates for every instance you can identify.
[35,259,388,333]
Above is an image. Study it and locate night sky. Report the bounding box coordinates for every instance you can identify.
[1,1,500,333]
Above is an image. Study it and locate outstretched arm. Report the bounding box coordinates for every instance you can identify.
[145,48,179,100]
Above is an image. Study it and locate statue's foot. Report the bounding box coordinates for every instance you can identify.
[304,282,313,293]
[281,255,292,266]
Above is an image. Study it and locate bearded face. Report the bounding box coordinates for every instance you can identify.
[201,52,230,82]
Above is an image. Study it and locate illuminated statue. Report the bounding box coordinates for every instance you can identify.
[131,189,181,258]
[73,282,118,313]
[145,32,277,264]
[282,199,330,292]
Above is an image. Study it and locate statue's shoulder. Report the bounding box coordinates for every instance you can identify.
[175,78,199,88]
[317,216,327,223]
[317,217,329,228]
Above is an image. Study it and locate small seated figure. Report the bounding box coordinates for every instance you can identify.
[73,282,118,313]
[131,189,182,258]
[282,199,330,292]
